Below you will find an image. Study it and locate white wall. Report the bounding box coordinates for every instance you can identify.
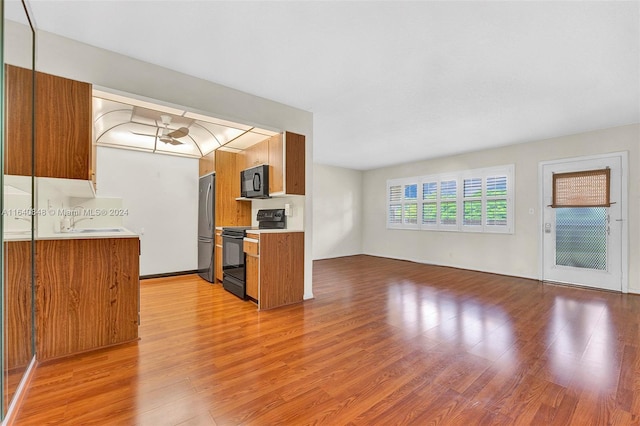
[96,147,199,276]
[312,164,363,259]
[31,28,314,298]
[362,124,640,293]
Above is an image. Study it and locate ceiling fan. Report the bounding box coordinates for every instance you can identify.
[132,115,190,145]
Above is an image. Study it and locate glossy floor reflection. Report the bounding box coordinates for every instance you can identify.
[16,255,640,424]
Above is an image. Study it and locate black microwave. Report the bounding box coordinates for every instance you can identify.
[241,164,270,198]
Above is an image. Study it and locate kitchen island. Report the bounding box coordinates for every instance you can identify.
[33,231,140,361]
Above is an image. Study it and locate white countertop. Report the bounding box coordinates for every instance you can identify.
[39,230,139,240]
[3,231,32,242]
[245,228,303,234]
[4,227,139,241]
[216,226,303,234]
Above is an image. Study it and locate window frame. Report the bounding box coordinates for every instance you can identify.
[386,165,514,234]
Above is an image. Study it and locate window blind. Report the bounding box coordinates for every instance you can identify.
[552,168,610,208]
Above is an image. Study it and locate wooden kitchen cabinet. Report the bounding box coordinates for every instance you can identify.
[244,139,269,169]
[215,150,251,226]
[244,233,260,301]
[243,231,304,310]
[215,229,223,282]
[280,131,306,196]
[240,132,306,196]
[4,241,33,370]
[6,66,93,179]
[35,71,93,180]
[35,237,140,361]
[4,64,34,176]
[199,150,215,177]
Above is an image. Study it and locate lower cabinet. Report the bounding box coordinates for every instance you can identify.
[35,237,140,361]
[4,241,33,370]
[244,233,260,301]
[243,231,304,310]
[215,230,223,282]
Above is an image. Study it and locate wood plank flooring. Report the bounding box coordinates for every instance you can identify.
[14,255,640,425]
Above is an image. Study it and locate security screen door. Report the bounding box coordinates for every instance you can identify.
[541,155,624,292]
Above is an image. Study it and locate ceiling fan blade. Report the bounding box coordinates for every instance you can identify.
[131,132,156,138]
[167,127,189,139]
[159,135,184,145]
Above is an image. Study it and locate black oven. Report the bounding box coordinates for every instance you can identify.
[221,227,251,299]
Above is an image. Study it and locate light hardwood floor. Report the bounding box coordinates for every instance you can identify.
[15,255,640,425]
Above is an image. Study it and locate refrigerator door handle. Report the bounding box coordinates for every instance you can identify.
[206,182,212,230]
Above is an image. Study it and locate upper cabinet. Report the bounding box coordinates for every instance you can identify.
[199,150,215,177]
[215,150,251,227]
[5,64,33,176]
[36,71,93,180]
[5,66,93,180]
[241,131,305,196]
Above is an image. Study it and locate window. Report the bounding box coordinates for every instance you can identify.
[387,181,419,229]
[463,178,482,226]
[422,182,437,225]
[439,180,457,226]
[387,165,514,233]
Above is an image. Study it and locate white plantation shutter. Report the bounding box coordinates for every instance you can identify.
[486,175,508,227]
[387,165,513,233]
[463,178,482,227]
[439,180,457,226]
[388,185,402,225]
[422,182,437,226]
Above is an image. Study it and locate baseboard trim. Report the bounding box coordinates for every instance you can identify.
[140,270,198,280]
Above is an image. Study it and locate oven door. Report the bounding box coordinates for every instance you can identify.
[222,233,246,299]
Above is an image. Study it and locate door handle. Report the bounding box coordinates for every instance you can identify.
[206,183,212,229]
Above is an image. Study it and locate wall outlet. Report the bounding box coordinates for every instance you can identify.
[284,203,291,216]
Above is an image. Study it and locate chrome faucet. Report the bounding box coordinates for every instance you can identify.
[73,216,94,228]
[70,205,94,229]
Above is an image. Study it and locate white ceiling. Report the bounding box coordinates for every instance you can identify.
[15,1,640,170]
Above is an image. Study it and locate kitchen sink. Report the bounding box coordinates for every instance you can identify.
[69,227,126,233]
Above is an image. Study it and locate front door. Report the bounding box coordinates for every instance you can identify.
[541,154,626,292]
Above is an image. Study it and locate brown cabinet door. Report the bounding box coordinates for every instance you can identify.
[245,255,259,301]
[5,65,34,176]
[199,151,215,176]
[215,243,223,282]
[284,132,305,195]
[245,139,269,169]
[4,241,33,369]
[35,238,139,360]
[268,133,284,194]
[35,71,92,179]
[214,150,251,226]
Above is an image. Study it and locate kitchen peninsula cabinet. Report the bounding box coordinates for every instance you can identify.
[4,241,33,370]
[4,65,93,180]
[35,237,140,361]
[243,231,304,310]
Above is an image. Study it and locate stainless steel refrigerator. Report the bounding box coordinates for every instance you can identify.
[198,173,215,282]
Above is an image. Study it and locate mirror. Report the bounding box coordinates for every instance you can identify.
[2,0,36,418]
